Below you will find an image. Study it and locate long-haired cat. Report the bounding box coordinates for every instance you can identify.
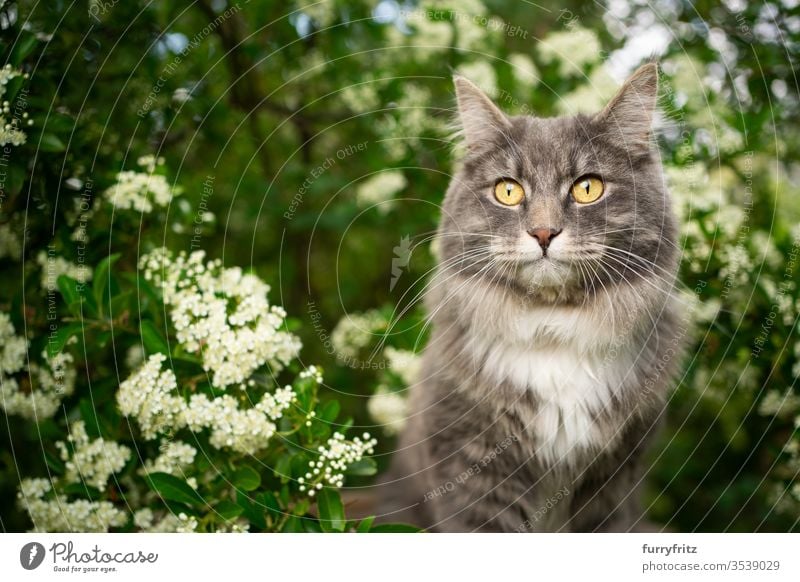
[377,63,686,532]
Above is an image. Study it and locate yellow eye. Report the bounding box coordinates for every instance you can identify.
[494,179,525,206]
[571,176,604,204]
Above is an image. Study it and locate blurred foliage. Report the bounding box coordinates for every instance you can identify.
[0,0,799,532]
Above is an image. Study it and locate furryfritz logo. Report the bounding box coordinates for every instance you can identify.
[20,542,46,570]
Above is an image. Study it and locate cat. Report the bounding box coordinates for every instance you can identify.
[377,63,686,532]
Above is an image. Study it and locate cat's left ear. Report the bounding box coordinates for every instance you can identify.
[595,63,659,151]
[453,75,511,149]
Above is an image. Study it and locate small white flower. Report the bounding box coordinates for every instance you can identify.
[58,420,132,490]
[36,251,92,292]
[0,223,22,260]
[301,432,377,497]
[0,314,78,421]
[141,440,197,476]
[331,309,386,359]
[368,387,408,436]
[384,347,421,386]
[104,157,178,213]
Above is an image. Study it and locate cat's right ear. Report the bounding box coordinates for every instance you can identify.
[453,76,511,148]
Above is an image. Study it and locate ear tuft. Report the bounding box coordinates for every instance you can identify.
[596,63,659,151]
[453,75,511,149]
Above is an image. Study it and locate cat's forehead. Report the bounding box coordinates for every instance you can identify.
[508,115,592,150]
[478,114,598,178]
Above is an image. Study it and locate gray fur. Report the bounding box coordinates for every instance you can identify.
[377,64,686,532]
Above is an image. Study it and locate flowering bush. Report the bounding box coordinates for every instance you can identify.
[4,152,391,531]
[1,0,798,533]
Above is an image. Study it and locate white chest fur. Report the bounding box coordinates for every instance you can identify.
[463,297,640,466]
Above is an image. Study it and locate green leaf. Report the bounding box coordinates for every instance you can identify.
[44,450,65,474]
[79,399,103,439]
[233,466,261,492]
[260,491,281,520]
[345,457,377,476]
[369,523,422,533]
[140,320,169,355]
[93,253,121,315]
[236,491,266,530]
[214,499,244,520]
[273,455,292,482]
[39,134,66,152]
[316,487,345,533]
[356,515,375,533]
[5,164,26,197]
[318,399,340,423]
[46,322,83,358]
[109,291,133,318]
[146,472,203,507]
[57,275,81,309]
[10,34,38,65]
[61,482,102,500]
[281,515,304,532]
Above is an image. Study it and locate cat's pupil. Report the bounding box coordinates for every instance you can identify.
[581,180,590,192]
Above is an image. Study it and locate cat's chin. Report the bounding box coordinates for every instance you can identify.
[514,259,583,303]
[518,258,571,287]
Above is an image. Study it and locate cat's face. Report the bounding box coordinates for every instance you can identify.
[439,64,678,304]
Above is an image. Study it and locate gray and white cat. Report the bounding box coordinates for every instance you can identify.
[377,64,686,532]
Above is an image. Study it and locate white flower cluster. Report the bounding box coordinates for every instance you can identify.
[124,344,145,369]
[299,365,324,384]
[0,313,77,420]
[134,508,246,532]
[104,156,179,213]
[759,389,800,419]
[557,66,619,114]
[401,0,496,53]
[117,353,184,439]
[36,251,92,292]
[56,421,132,490]
[367,387,408,436]
[184,392,285,454]
[0,311,26,375]
[509,53,539,88]
[794,340,800,381]
[142,440,197,476]
[133,508,198,532]
[537,26,602,77]
[384,347,421,386]
[375,84,445,161]
[766,430,800,514]
[0,64,31,147]
[407,16,453,54]
[298,0,337,26]
[140,248,302,389]
[298,432,377,496]
[0,222,22,260]
[457,60,498,97]
[117,353,297,454]
[355,170,407,213]
[17,478,127,533]
[331,309,387,359]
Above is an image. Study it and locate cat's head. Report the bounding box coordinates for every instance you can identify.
[438,63,678,304]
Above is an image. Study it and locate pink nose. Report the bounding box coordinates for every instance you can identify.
[527,228,562,251]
